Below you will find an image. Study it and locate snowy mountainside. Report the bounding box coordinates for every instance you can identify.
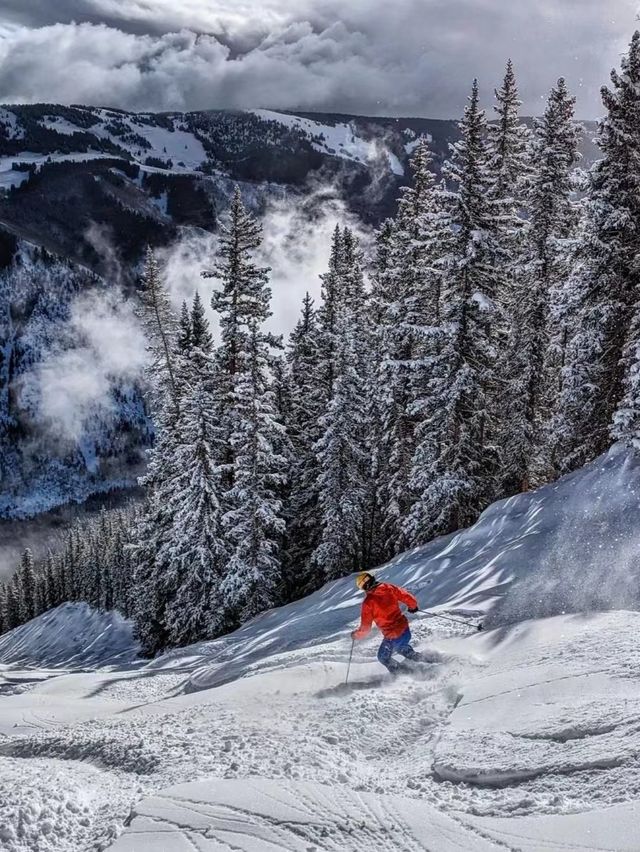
[1,448,640,850]
[0,103,414,272]
[0,601,139,668]
[0,241,151,519]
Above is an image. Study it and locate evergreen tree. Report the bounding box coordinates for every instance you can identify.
[316,226,344,402]
[163,381,227,645]
[130,495,171,656]
[404,80,501,542]
[503,78,581,489]
[131,264,183,653]
[5,580,20,631]
[190,291,213,354]
[366,220,396,565]
[178,301,192,353]
[203,187,271,488]
[208,189,288,626]
[0,584,6,634]
[559,33,640,470]
[18,548,37,623]
[284,294,325,595]
[486,60,531,462]
[487,60,530,209]
[220,322,288,624]
[377,140,441,554]
[44,554,57,612]
[138,246,180,417]
[312,301,368,579]
[158,299,227,646]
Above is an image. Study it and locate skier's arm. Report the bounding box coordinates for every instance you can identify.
[352,599,373,639]
[394,585,419,612]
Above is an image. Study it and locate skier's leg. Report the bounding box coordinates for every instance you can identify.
[396,628,423,663]
[377,638,399,672]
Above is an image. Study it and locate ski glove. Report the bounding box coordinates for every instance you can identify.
[408,607,419,614]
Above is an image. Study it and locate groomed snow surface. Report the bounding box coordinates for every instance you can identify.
[2,446,640,850]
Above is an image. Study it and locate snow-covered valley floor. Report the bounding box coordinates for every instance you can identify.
[3,448,640,851]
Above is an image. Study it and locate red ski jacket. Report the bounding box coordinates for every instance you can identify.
[353,582,418,640]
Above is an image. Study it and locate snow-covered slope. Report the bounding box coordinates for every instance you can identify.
[0,602,139,669]
[253,108,405,174]
[147,443,640,691]
[2,448,640,851]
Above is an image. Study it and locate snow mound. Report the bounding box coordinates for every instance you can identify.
[433,611,640,789]
[155,445,640,691]
[0,603,139,669]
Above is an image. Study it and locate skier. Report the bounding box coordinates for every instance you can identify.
[351,572,422,672]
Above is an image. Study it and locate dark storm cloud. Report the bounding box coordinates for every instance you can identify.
[0,0,637,117]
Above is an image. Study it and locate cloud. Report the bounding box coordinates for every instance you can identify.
[18,288,148,443]
[0,1,637,117]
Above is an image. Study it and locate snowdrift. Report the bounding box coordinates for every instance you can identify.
[155,444,640,691]
[0,602,139,669]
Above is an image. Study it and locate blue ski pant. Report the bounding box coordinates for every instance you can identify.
[377,627,420,670]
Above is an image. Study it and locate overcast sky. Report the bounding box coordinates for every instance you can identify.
[0,0,637,118]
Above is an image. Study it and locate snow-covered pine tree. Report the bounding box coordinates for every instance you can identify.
[131,250,182,655]
[502,78,582,489]
[18,548,37,623]
[486,60,532,492]
[44,552,58,612]
[110,513,134,619]
[162,379,227,645]
[158,297,227,647]
[0,584,7,634]
[190,291,213,355]
[316,225,344,403]
[206,189,287,627]
[138,246,180,418]
[366,220,396,565]
[129,494,171,655]
[559,32,640,470]
[220,320,288,625]
[487,60,530,212]
[376,140,441,554]
[178,301,192,353]
[35,574,46,617]
[284,295,326,595]
[311,227,371,580]
[610,39,640,450]
[312,303,368,580]
[5,579,20,631]
[203,187,270,487]
[404,80,501,542]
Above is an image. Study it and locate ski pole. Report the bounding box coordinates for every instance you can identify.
[417,609,483,632]
[345,638,355,685]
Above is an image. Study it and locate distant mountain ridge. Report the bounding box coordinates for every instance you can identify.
[0,104,599,279]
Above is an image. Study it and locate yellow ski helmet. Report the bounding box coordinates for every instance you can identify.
[356,572,376,591]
